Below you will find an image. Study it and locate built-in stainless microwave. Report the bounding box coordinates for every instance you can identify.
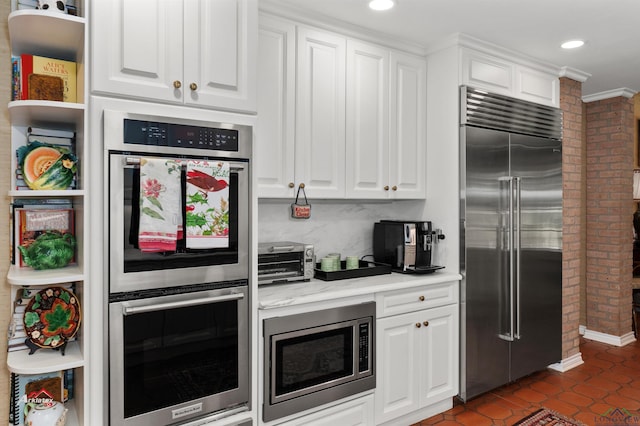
[263,302,376,422]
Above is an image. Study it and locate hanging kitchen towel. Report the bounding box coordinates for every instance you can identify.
[185,160,230,249]
[138,158,182,252]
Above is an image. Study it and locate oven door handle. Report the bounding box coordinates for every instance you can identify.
[122,293,244,315]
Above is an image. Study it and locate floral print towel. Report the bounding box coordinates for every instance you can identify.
[138,158,182,252]
[185,160,230,249]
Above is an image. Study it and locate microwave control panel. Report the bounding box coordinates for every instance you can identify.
[123,119,239,151]
[358,322,370,373]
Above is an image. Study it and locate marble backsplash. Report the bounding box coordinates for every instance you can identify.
[257,199,427,260]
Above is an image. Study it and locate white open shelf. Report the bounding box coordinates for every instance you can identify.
[7,340,83,374]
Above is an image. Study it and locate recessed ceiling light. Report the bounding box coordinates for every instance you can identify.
[369,0,395,11]
[561,40,585,49]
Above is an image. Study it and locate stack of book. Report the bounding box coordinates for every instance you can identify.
[9,368,74,425]
[11,54,77,103]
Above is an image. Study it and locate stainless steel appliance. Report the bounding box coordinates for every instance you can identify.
[105,110,251,293]
[373,220,444,273]
[104,110,252,424]
[258,241,314,285]
[263,302,376,422]
[109,285,249,425]
[459,86,562,401]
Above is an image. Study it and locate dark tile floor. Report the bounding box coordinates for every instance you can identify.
[413,337,640,425]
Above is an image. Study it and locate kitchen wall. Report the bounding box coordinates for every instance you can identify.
[1,1,12,422]
[257,199,453,263]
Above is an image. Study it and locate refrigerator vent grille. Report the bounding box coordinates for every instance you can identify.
[461,86,562,140]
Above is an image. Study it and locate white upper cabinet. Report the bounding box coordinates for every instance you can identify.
[346,47,426,199]
[295,26,347,198]
[389,51,427,199]
[92,0,257,113]
[256,15,296,197]
[256,13,427,199]
[460,47,559,107]
[345,40,389,199]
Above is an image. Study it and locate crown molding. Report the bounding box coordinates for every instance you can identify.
[259,0,427,56]
[582,87,637,103]
[559,66,591,82]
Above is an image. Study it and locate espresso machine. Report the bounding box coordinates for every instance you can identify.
[373,220,445,273]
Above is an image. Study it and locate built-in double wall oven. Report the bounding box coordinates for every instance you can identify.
[104,109,252,425]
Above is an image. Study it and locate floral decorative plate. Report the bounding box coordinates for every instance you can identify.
[23,286,81,349]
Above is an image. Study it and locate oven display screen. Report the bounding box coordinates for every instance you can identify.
[274,327,354,396]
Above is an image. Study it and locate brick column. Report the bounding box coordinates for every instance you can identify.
[560,77,584,359]
[585,95,634,337]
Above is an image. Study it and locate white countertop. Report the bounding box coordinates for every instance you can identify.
[258,270,462,309]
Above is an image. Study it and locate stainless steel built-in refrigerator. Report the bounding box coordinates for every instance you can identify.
[459,86,562,401]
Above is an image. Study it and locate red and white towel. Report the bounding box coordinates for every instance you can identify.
[138,158,182,252]
[185,160,230,249]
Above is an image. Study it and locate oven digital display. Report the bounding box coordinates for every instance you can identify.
[123,119,239,151]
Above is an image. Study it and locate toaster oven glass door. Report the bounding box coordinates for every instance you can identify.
[258,252,304,284]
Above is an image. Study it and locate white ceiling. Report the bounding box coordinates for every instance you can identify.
[263,0,640,98]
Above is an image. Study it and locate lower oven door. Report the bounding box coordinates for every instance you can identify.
[109,286,249,425]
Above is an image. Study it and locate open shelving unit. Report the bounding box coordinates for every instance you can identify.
[7,7,88,426]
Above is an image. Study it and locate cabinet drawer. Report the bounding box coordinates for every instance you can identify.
[376,281,458,318]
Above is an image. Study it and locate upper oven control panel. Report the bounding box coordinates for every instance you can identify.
[123,118,239,151]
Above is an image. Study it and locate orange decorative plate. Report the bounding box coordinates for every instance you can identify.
[23,286,81,349]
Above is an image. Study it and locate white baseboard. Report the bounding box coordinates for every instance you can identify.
[548,352,584,372]
[579,324,586,335]
[582,328,637,347]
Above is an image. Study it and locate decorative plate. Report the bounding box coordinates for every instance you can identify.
[23,286,81,349]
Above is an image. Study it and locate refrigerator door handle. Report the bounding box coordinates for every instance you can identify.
[514,176,522,340]
[499,176,516,342]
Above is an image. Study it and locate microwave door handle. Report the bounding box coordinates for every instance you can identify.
[122,293,244,315]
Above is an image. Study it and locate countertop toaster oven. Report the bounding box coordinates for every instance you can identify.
[258,241,314,285]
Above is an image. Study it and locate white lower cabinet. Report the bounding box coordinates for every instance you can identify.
[375,286,459,425]
[274,394,374,426]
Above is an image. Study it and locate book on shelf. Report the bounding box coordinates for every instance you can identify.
[14,208,75,267]
[27,127,75,149]
[18,54,77,103]
[11,56,20,101]
[9,199,73,264]
[9,369,74,425]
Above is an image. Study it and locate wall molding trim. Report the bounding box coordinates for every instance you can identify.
[559,66,591,83]
[582,328,637,347]
[582,87,637,103]
[548,352,584,372]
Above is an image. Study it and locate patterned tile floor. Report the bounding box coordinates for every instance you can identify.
[413,337,640,425]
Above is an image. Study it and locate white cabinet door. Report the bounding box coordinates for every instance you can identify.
[461,49,513,96]
[345,40,389,199]
[421,304,459,408]
[92,0,183,103]
[376,304,458,424]
[283,394,374,426]
[515,65,559,107]
[184,0,257,112]
[389,51,426,199]
[295,27,346,198]
[92,0,256,112]
[375,312,421,424]
[256,15,296,197]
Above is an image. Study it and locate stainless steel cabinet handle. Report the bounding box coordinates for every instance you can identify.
[123,293,244,315]
[500,176,516,342]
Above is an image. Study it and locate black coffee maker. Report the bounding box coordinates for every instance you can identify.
[373,220,444,273]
